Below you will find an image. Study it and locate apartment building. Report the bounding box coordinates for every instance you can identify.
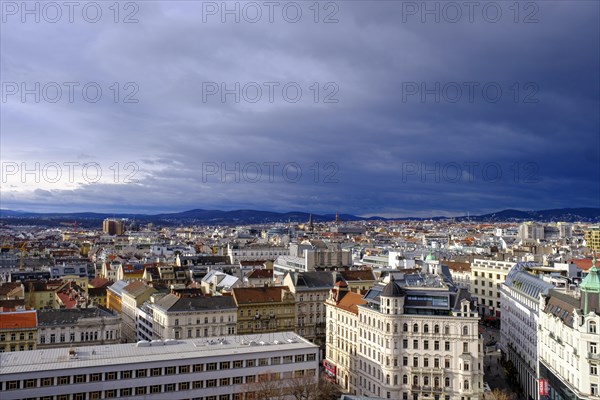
[0,332,319,400]
[326,272,484,399]
[500,263,554,400]
[283,271,337,347]
[233,286,295,335]
[37,308,121,349]
[0,309,37,352]
[471,259,535,316]
[147,292,237,340]
[538,260,600,400]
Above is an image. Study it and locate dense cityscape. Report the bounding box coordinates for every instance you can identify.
[0,214,599,400]
[2,1,599,400]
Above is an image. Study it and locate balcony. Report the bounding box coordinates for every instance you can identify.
[588,352,600,360]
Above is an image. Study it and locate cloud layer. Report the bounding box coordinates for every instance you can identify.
[1,1,599,217]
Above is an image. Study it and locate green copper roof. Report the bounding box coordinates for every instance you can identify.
[425,253,436,261]
[581,258,600,292]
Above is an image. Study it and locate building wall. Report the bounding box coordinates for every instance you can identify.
[149,307,237,340]
[538,300,600,399]
[0,335,319,400]
[471,259,514,316]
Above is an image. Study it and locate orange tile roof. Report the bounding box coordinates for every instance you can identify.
[0,310,37,329]
[233,286,289,305]
[570,259,593,271]
[336,291,367,315]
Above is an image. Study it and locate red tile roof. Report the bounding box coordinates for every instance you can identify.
[0,310,37,329]
[570,259,593,271]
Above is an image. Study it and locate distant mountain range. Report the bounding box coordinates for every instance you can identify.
[0,207,598,227]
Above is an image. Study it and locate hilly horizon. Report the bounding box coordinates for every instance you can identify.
[1,207,599,227]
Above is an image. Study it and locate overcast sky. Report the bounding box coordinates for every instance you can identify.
[1,1,599,217]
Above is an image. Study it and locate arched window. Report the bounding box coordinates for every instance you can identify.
[413,323,419,333]
[444,325,450,335]
[434,377,440,388]
[413,375,419,386]
[394,375,398,385]
[424,324,429,333]
[386,374,390,384]
[403,375,408,384]
[464,380,469,390]
[403,323,408,332]
[445,377,450,387]
[463,325,469,336]
[424,376,429,386]
[434,324,440,334]
[387,323,391,332]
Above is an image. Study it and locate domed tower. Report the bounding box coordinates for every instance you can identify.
[380,274,405,315]
[581,257,600,315]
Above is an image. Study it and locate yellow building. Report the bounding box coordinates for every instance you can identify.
[0,310,38,352]
[232,286,295,335]
[23,280,66,309]
[585,226,600,253]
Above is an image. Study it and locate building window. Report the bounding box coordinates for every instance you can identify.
[207,379,217,387]
[413,357,418,367]
[462,326,468,335]
[106,372,117,380]
[194,363,204,372]
[180,365,189,373]
[590,321,597,334]
[220,377,230,386]
[90,391,101,400]
[591,342,598,354]
[413,323,419,333]
[403,323,408,332]
[464,380,469,390]
[165,383,175,392]
[445,377,451,387]
[90,373,101,382]
[234,360,243,368]
[58,376,70,385]
[403,339,408,348]
[193,381,204,389]
[234,376,243,384]
[165,366,176,375]
[179,382,189,390]
[150,385,161,393]
[151,367,161,376]
[135,387,147,395]
[121,370,132,379]
[424,340,429,350]
[590,364,598,375]
[592,384,598,396]
[424,324,429,333]
[247,359,256,367]
[463,342,469,353]
[105,389,116,398]
[207,362,217,370]
[121,388,132,396]
[445,359,451,368]
[136,369,147,378]
[413,340,419,349]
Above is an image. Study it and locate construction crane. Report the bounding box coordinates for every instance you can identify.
[0,241,28,270]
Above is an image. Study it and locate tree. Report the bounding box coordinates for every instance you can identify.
[244,372,341,400]
[490,388,517,400]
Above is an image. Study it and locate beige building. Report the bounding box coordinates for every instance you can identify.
[585,226,600,253]
[326,272,484,400]
[232,286,295,335]
[471,259,516,316]
[0,310,37,352]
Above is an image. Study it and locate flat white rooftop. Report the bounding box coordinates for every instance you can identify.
[0,332,316,376]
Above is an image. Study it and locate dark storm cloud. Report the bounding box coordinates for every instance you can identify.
[1,1,598,216]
